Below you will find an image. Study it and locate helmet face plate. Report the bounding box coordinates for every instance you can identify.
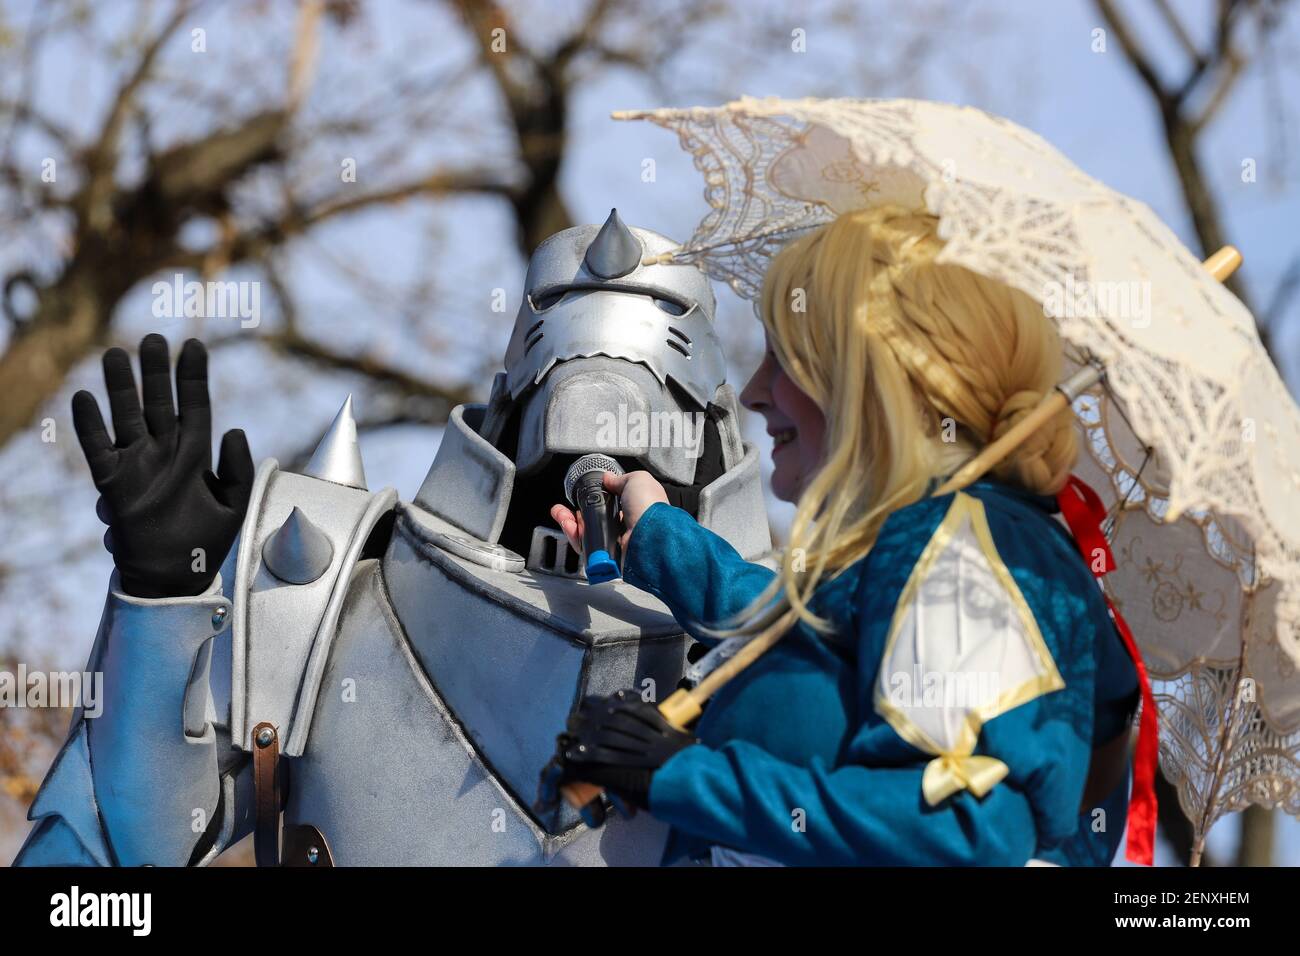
[502,211,727,484]
[515,358,710,485]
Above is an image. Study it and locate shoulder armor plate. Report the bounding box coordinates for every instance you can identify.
[230,458,397,755]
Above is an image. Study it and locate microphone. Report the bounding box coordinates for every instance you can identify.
[563,454,625,584]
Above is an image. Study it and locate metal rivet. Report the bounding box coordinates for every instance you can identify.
[211,606,229,629]
[256,727,275,748]
[307,846,319,865]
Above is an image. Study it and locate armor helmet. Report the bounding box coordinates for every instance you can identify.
[496,209,727,487]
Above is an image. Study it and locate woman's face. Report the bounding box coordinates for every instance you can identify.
[739,333,827,503]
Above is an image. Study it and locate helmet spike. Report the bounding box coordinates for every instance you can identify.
[303,394,368,490]
[583,208,642,279]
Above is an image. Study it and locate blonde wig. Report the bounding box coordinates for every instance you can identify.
[713,204,1078,644]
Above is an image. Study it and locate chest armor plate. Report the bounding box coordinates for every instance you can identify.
[282,506,690,865]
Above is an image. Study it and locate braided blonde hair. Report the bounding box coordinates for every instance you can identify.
[712,204,1078,643]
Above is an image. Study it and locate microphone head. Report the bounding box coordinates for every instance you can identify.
[563,453,624,505]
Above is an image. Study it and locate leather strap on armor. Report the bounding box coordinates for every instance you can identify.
[253,721,284,867]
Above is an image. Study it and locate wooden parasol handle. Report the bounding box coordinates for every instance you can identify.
[562,246,1243,814]
[1203,245,1243,282]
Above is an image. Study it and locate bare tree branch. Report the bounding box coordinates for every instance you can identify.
[1152,0,1202,62]
[218,255,475,417]
[288,0,326,111]
[1191,46,1247,132]
[1096,0,1169,100]
[81,0,197,234]
[259,328,474,413]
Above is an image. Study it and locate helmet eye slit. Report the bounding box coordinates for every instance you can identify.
[524,318,545,355]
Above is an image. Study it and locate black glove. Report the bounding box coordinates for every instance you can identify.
[536,689,696,824]
[72,334,254,599]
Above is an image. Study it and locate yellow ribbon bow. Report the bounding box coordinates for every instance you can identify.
[921,753,1010,806]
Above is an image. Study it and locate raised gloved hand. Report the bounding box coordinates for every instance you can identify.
[72,334,254,599]
[536,689,696,823]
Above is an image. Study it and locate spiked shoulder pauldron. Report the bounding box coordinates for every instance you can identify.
[228,401,398,756]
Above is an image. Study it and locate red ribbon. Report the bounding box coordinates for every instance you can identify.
[1056,475,1158,866]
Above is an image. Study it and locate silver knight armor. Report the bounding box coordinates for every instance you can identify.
[15,210,772,866]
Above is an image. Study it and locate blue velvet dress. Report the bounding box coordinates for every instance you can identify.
[622,479,1139,866]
